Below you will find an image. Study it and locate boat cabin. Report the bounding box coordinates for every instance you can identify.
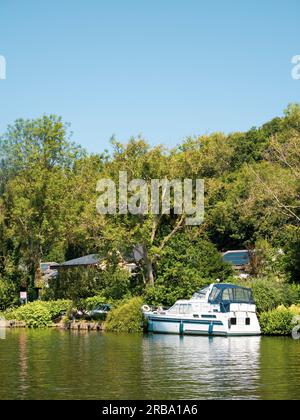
[167,284,255,315]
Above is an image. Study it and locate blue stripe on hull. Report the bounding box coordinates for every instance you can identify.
[146,315,260,337]
[147,317,225,336]
[148,317,223,326]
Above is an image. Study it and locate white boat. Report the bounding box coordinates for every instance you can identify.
[143,283,261,336]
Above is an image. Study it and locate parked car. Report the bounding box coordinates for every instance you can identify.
[85,304,111,320]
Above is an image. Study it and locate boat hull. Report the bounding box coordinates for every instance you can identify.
[145,314,261,337]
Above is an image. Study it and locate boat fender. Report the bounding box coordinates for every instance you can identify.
[228,318,231,329]
[142,305,151,312]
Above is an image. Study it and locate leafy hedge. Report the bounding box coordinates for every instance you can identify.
[5,299,71,328]
[259,305,300,335]
[105,297,144,333]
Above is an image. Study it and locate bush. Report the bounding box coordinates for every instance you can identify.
[5,299,72,328]
[5,301,52,328]
[80,295,108,311]
[281,283,300,307]
[0,278,18,311]
[43,299,72,321]
[250,280,283,313]
[259,306,295,335]
[105,297,143,333]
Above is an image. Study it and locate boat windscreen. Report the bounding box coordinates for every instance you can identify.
[208,285,254,304]
[192,286,210,299]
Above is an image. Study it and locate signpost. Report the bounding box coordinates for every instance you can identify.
[20,291,27,305]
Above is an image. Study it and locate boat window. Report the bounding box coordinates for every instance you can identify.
[192,286,209,299]
[222,288,234,301]
[209,287,222,301]
[168,304,179,314]
[234,288,251,302]
[179,304,192,314]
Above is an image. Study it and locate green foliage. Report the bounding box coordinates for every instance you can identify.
[5,299,71,328]
[250,280,284,313]
[1,107,300,308]
[5,301,52,328]
[49,265,131,302]
[43,299,72,320]
[156,234,233,288]
[259,307,295,335]
[0,277,18,311]
[80,295,108,311]
[281,227,300,283]
[96,266,131,300]
[105,297,144,333]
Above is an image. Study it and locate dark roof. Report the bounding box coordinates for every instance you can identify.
[222,250,250,266]
[51,254,99,269]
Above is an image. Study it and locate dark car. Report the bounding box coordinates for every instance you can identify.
[85,304,111,320]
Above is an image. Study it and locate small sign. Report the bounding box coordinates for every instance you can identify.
[20,291,27,300]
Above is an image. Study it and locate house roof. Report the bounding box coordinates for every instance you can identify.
[222,250,250,266]
[50,254,100,269]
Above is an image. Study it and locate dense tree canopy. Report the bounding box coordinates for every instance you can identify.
[0,105,299,305]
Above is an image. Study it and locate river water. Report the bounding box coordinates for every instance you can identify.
[0,329,299,400]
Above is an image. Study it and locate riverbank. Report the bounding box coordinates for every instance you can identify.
[0,318,104,331]
[2,300,300,337]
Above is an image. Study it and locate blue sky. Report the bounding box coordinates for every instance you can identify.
[0,0,300,153]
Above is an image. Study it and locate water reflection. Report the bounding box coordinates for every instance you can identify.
[141,335,261,399]
[18,331,28,399]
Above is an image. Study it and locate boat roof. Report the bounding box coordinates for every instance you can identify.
[211,283,252,292]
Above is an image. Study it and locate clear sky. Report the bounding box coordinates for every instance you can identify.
[0,0,300,153]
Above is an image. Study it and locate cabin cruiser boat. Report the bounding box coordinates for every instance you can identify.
[143,283,261,336]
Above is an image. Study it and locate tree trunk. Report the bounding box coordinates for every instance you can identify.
[146,259,155,287]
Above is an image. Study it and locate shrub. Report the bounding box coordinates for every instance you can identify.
[5,301,52,328]
[43,299,72,321]
[105,297,143,333]
[250,280,283,313]
[0,278,18,311]
[281,283,300,307]
[5,299,72,328]
[80,295,108,311]
[259,306,295,335]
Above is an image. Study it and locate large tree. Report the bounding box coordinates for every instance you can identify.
[0,116,84,292]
